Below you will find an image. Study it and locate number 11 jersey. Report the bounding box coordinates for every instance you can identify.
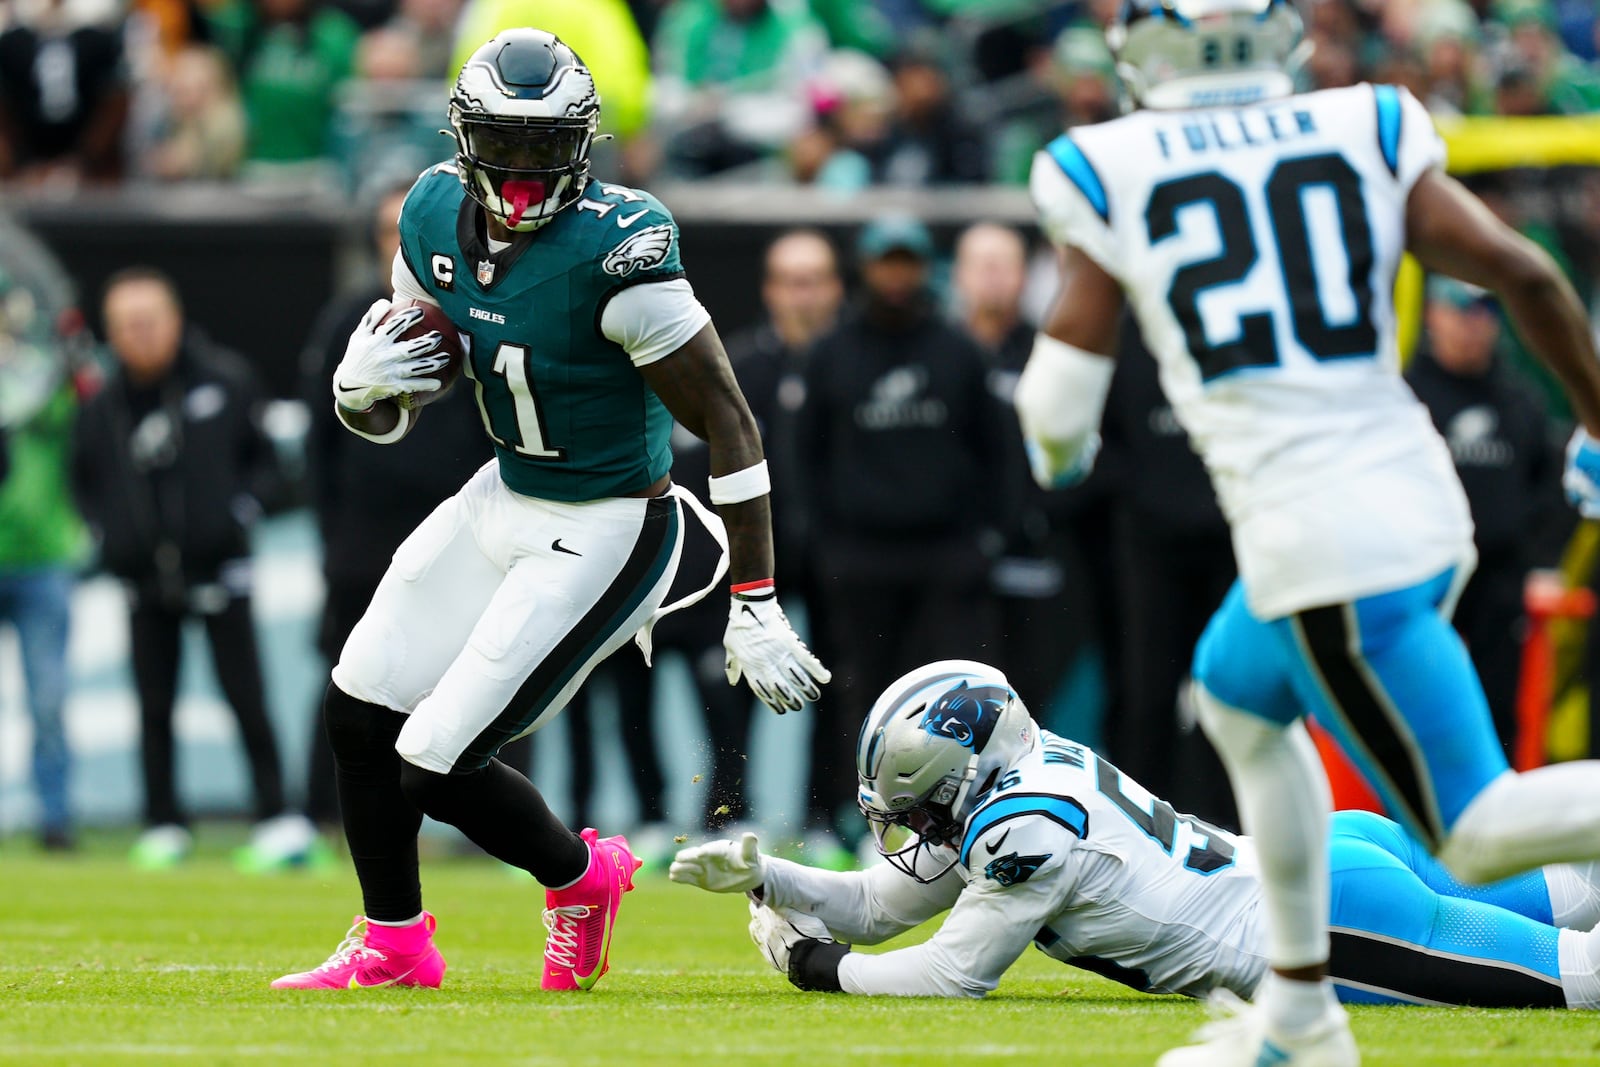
[394,164,701,502]
[1032,84,1474,619]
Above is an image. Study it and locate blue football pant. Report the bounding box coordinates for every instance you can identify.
[1326,810,1565,1007]
[1194,569,1507,849]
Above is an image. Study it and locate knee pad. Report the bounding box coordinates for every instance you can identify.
[323,682,406,762]
[395,712,463,776]
[331,611,408,708]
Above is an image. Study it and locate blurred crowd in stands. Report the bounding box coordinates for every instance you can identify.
[2,0,1599,195]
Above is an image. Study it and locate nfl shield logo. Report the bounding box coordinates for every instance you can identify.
[476,259,495,286]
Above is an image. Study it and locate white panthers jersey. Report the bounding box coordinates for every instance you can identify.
[761,730,1269,999]
[1030,84,1475,618]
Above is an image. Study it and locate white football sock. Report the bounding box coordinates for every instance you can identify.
[1438,763,1600,885]
[1197,686,1331,975]
[1558,927,1600,1009]
[368,912,425,927]
[1546,861,1600,930]
[1258,970,1342,1032]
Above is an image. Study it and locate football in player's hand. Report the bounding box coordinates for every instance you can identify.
[383,299,464,407]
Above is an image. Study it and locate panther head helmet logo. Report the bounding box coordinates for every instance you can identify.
[921,682,1010,751]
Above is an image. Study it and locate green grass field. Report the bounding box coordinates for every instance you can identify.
[2,837,1596,1066]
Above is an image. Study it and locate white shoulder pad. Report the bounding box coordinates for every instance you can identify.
[1029,138,1120,279]
[959,793,1087,891]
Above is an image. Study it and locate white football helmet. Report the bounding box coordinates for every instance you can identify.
[448,29,601,232]
[1108,0,1310,110]
[856,661,1036,883]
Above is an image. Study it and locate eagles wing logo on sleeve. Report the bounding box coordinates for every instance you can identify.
[983,852,1051,888]
[602,224,675,277]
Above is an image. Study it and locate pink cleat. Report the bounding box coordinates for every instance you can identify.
[541,827,642,991]
[271,913,446,990]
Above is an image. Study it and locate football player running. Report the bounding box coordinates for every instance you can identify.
[273,30,827,993]
[671,662,1600,1017]
[1012,0,1600,1062]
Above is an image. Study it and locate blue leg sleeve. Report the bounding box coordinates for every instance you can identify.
[1328,812,1564,1007]
[1330,810,1554,924]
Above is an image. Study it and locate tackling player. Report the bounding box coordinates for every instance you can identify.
[1012,0,1600,1062]
[671,662,1600,1015]
[273,30,828,993]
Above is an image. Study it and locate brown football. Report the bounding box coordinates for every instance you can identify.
[383,299,464,408]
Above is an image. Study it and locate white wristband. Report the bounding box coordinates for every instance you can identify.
[1014,334,1114,447]
[708,460,771,505]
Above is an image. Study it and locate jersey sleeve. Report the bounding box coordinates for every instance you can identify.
[599,277,711,367]
[1379,83,1446,194]
[390,163,458,302]
[837,828,1081,998]
[760,853,963,946]
[960,805,1083,896]
[831,807,1084,997]
[1029,136,1121,280]
[593,190,688,288]
[390,249,437,306]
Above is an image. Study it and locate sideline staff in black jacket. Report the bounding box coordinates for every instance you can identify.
[795,216,1007,836]
[73,266,296,859]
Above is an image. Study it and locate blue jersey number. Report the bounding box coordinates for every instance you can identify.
[1146,151,1377,382]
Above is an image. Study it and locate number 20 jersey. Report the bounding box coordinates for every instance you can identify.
[1031,84,1474,619]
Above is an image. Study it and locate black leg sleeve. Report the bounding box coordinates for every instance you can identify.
[324,683,424,922]
[566,688,596,831]
[609,649,666,824]
[398,758,589,888]
[306,712,341,825]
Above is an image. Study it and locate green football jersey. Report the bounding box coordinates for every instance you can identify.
[396,164,684,502]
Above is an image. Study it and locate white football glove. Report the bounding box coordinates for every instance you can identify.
[724,590,830,714]
[668,832,765,894]
[332,299,449,412]
[748,898,833,973]
[1564,428,1600,519]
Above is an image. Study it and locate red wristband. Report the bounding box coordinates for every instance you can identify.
[730,578,776,596]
